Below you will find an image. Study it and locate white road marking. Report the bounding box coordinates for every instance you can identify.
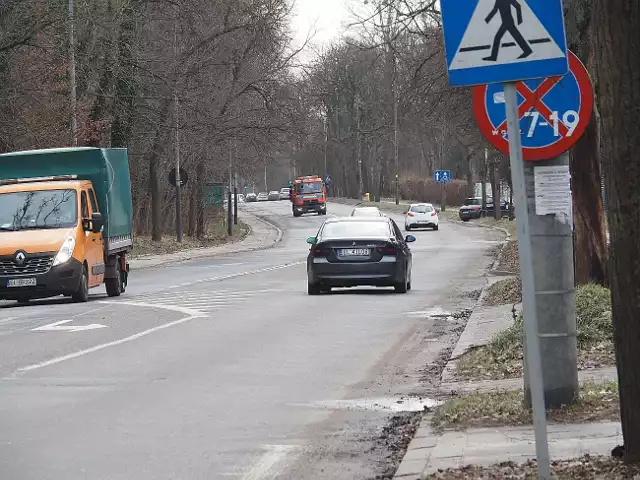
[16,314,204,374]
[241,445,298,480]
[98,301,203,317]
[32,319,108,332]
[0,316,18,325]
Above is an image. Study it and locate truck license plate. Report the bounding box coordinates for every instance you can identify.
[338,248,370,257]
[7,278,37,288]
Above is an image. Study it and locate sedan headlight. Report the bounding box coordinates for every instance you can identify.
[53,236,76,266]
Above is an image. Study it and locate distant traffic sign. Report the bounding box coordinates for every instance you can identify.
[325,175,332,187]
[434,170,452,183]
[169,167,188,187]
[441,0,569,87]
[473,51,593,161]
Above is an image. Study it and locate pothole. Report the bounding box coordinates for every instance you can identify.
[404,307,452,319]
[296,396,442,413]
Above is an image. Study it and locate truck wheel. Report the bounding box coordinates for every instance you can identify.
[72,267,90,303]
[105,260,123,297]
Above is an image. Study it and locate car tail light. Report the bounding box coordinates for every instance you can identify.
[376,244,397,255]
[407,212,415,217]
[311,246,327,257]
[431,211,437,216]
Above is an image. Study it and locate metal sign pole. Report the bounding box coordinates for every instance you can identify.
[504,82,551,479]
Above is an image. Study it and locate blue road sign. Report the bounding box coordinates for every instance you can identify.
[325,175,332,187]
[434,170,452,183]
[440,0,569,87]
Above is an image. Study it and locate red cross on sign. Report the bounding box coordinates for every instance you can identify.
[473,51,594,161]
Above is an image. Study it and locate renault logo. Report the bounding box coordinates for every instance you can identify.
[352,241,356,246]
[14,252,26,265]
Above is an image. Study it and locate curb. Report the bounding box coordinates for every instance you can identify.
[129,210,283,270]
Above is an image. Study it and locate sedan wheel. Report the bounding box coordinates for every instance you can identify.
[308,283,321,295]
[394,276,408,294]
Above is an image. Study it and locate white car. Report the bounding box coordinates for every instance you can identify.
[405,203,439,231]
[351,206,384,217]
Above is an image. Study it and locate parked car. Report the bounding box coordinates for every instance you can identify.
[351,206,384,217]
[405,203,439,231]
[268,191,280,201]
[257,192,269,201]
[280,187,291,200]
[245,192,257,202]
[459,197,484,221]
[306,217,415,295]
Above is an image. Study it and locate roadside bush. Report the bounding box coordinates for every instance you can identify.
[575,283,613,349]
[399,176,468,206]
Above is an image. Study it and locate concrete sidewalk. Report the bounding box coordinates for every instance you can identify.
[396,420,622,478]
[128,210,281,270]
[394,270,619,479]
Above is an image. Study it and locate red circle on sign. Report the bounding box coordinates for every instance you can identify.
[472,51,593,161]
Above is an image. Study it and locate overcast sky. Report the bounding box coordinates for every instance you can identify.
[289,0,353,62]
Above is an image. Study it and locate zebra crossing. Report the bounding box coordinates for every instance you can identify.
[128,288,285,314]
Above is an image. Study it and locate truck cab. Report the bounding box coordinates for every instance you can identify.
[0,148,133,303]
[291,175,327,217]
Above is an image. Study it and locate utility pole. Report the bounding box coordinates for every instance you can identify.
[522,152,578,409]
[68,0,78,146]
[356,95,364,200]
[481,148,488,217]
[227,145,233,236]
[233,172,238,225]
[393,56,399,206]
[324,114,328,177]
[173,5,182,243]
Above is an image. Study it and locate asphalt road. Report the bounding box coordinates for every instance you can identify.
[0,201,503,479]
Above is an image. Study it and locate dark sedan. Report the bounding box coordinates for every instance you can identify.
[306,217,415,295]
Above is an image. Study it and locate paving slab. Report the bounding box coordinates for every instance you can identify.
[394,418,622,479]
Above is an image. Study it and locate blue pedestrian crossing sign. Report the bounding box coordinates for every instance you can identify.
[434,170,451,183]
[440,0,569,87]
[325,175,332,187]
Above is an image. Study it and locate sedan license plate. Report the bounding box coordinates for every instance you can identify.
[7,278,36,288]
[338,248,370,257]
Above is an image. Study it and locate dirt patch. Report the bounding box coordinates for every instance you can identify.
[496,240,520,273]
[484,277,522,306]
[131,220,249,258]
[374,413,422,480]
[424,455,640,479]
[431,381,619,431]
[421,310,472,384]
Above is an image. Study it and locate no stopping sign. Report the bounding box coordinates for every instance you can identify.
[473,51,593,161]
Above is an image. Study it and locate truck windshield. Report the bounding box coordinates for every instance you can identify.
[0,189,78,231]
[296,181,323,194]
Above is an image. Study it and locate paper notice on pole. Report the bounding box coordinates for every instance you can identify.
[534,166,572,222]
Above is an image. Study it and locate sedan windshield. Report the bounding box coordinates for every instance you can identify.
[0,189,78,231]
[296,181,323,194]
[321,221,390,239]
[410,205,433,214]
[464,198,482,206]
[351,208,381,217]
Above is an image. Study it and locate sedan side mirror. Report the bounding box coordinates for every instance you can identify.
[436,208,441,213]
[405,235,416,243]
[306,236,317,245]
[91,212,104,233]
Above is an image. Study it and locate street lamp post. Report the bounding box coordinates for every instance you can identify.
[68,0,78,146]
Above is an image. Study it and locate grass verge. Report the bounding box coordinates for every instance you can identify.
[131,219,249,258]
[424,455,640,479]
[456,284,614,380]
[431,381,619,431]
[484,277,522,306]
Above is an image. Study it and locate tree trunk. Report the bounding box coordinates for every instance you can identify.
[187,184,196,237]
[570,107,607,285]
[593,0,640,463]
[147,99,171,242]
[196,161,206,239]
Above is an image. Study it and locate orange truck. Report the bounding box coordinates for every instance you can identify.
[290,175,327,217]
[0,147,133,304]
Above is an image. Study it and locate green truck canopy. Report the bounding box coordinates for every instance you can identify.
[0,147,133,252]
